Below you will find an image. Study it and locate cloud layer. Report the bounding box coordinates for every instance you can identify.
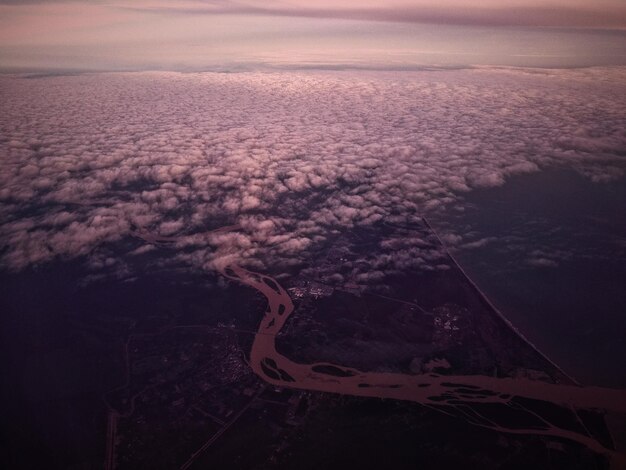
[3,1,626,28]
[0,67,625,279]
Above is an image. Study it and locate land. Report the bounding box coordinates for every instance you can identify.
[1,219,623,469]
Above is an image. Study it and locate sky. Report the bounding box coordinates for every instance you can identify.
[1,0,626,70]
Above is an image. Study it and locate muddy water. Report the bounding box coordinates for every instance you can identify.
[220,264,626,465]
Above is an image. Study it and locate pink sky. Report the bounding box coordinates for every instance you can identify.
[1,1,625,70]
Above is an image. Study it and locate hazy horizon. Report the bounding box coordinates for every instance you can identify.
[1,1,626,71]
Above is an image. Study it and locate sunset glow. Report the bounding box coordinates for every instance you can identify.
[1,0,625,70]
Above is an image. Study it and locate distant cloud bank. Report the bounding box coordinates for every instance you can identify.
[0,67,625,278]
[2,1,626,28]
[117,1,626,29]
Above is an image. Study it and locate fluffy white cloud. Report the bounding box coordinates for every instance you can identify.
[0,67,624,276]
